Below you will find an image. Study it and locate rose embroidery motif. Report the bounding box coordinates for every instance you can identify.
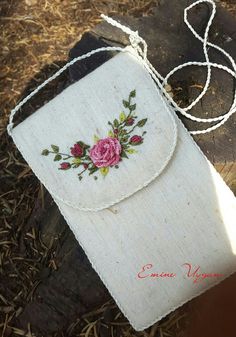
[90,137,122,168]
[41,90,147,180]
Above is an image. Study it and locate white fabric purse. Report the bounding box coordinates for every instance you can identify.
[8,0,236,331]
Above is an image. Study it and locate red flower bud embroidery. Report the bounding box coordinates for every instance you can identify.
[126,117,134,126]
[41,89,147,180]
[60,162,71,170]
[70,143,83,157]
[130,135,143,145]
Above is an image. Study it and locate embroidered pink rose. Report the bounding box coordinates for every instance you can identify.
[89,137,122,168]
[70,143,83,157]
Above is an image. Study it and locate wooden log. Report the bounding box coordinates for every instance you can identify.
[17,0,236,334]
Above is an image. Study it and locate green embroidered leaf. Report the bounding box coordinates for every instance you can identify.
[51,144,59,153]
[119,111,126,122]
[126,148,137,154]
[100,167,109,176]
[72,158,81,165]
[93,135,100,143]
[108,130,114,137]
[122,100,129,108]
[120,150,128,159]
[130,103,136,111]
[121,136,129,143]
[77,141,90,150]
[119,129,127,135]
[41,149,49,156]
[78,176,83,181]
[129,89,136,98]
[89,166,99,175]
[113,119,119,128]
[54,154,62,161]
[137,118,147,127]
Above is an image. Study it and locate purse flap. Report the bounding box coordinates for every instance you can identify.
[12,49,177,211]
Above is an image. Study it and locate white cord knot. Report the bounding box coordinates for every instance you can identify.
[129,31,147,60]
[101,14,148,61]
